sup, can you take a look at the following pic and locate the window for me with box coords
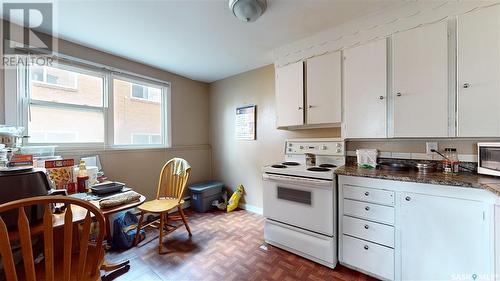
[28,64,105,143]
[131,134,162,145]
[131,84,161,103]
[113,78,164,145]
[16,58,170,149]
[31,66,78,89]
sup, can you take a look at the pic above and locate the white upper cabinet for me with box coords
[275,61,304,127]
[306,52,341,125]
[343,39,387,138]
[400,192,493,280]
[393,21,450,137]
[457,5,500,137]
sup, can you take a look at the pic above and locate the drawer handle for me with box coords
[364,191,369,196]
[365,206,370,211]
[364,245,369,250]
[364,224,369,230]
[405,196,411,201]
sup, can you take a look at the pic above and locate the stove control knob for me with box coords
[321,145,328,150]
[336,148,342,153]
[299,145,304,150]
[336,143,342,148]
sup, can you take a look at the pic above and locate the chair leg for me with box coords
[158,212,165,254]
[134,211,144,246]
[178,207,192,236]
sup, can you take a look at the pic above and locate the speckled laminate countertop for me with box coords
[335,165,500,197]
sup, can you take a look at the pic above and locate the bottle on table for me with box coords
[77,160,89,193]
[443,148,459,174]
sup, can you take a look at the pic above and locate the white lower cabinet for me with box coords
[496,205,500,281]
[400,192,492,280]
[338,176,496,281]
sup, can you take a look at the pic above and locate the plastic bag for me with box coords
[227,185,244,213]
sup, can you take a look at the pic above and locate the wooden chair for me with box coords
[134,158,192,254]
[0,196,106,281]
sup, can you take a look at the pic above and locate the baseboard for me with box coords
[238,203,263,215]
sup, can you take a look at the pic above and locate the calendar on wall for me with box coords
[235,105,256,140]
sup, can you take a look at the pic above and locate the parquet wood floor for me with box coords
[105,209,378,281]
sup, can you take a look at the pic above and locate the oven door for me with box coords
[262,173,334,236]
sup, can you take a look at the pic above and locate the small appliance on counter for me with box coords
[477,142,500,177]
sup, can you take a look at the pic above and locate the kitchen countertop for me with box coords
[335,165,500,197]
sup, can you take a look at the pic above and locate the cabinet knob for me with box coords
[396,92,402,97]
[364,191,370,196]
[463,83,471,89]
[298,106,303,110]
[308,105,316,108]
[365,206,370,211]
[379,96,385,100]
[364,245,369,250]
[364,224,369,230]
[405,196,411,201]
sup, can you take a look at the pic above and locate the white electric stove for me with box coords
[262,138,345,268]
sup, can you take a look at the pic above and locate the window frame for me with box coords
[13,55,171,151]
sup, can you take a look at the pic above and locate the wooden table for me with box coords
[52,192,146,280]
[53,194,146,241]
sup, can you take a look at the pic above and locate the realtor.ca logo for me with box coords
[2,2,55,68]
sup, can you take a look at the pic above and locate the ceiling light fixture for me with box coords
[229,0,267,23]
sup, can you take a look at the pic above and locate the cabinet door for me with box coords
[496,205,500,281]
[306,52,341,125]
[275,62,304,127]
[400,193,493,280]
[393,21,449,137]
[344,39,387,138]
[458,5,500,137]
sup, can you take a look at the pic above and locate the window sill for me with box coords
[31,144,210,156]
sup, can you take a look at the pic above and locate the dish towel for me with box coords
[172,158,191,176]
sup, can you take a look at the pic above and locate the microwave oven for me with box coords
[477,143,500,177]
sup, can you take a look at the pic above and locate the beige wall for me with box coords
[1,29,212,200]
[209,65,340,209]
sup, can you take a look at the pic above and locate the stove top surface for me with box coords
[263,163,340,180]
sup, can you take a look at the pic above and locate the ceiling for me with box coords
[19,0,400,82]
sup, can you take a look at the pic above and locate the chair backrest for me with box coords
[156,158,191,202]
[0,196,105,281]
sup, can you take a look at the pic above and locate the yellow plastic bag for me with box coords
[227,185,244,213]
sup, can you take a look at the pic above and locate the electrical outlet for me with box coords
[426,142,438,155]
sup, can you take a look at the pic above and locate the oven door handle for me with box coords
[262,173,333,188]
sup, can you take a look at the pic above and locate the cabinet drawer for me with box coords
[343,185,395,206]
[343,216,394,248]
[342,235,394,280]
[343,199,395,225]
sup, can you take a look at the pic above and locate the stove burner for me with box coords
[271,164,287,168]
[282,162,300,166]
[307,167,331,172]
[319,164,337,168]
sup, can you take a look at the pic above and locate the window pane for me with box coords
[30,65,103,107]
[113,79,163,145]
[28,105,104,143]
[131,84,145,99]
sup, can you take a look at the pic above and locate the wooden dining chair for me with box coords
[0,196,106,281]
[134,158,192,254]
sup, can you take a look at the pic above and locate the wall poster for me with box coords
[235,105,256,140]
